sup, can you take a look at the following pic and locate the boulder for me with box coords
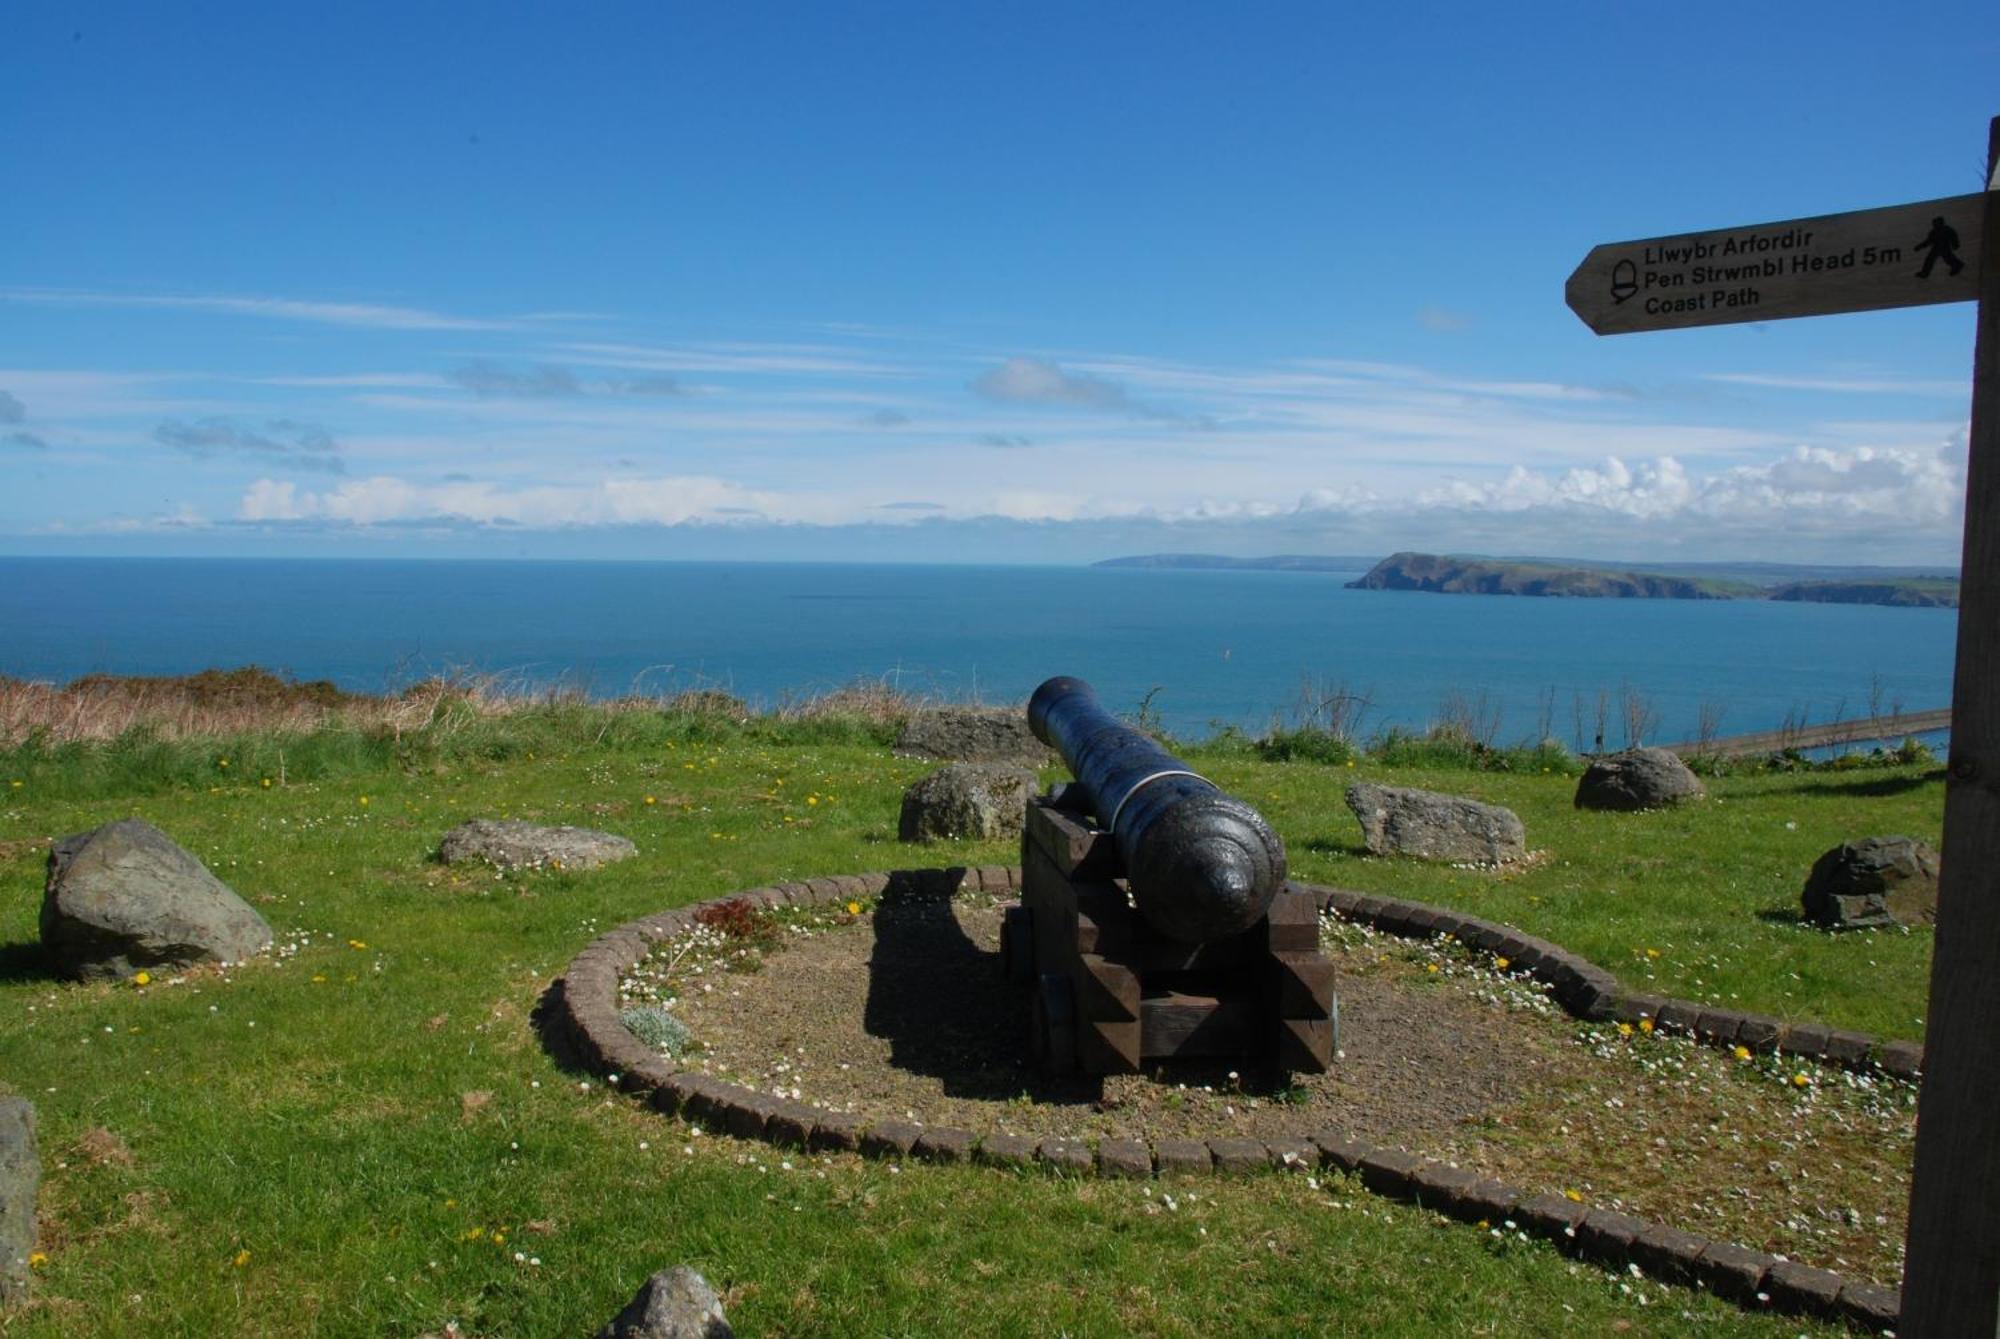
[1345,782,1525,865]
[898,764,1038,843]
[894,707,1051,764]
[1802,835,1940,929]
[596,1265,733,1339]
[0,1098,34,1307]
[42,820,273,981]
[1574,747,1706,811]
[437,819,637,872]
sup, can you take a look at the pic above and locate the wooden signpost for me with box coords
[1568,120,1997,1337]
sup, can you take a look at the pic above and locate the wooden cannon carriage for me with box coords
[1000,677,1338,1078]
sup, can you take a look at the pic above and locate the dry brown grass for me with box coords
[0,666,939,747]
[775,676,928,726]
[1,667,537,746]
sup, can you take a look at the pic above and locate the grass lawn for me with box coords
[0,708,1940,1335]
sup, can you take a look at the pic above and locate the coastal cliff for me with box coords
[1768,580,1959,609]
[1345,552,1740,599]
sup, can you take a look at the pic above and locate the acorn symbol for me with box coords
[1610,259,1638,305]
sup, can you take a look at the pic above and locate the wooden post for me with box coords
[1901,116,2000,1337]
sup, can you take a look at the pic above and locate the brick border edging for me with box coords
[1313,884,1924,1082]
[552,869,1901,1332]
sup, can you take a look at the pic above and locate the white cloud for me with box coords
[1369,440,1965,538]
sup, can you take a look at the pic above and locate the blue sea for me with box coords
[0,557,1959,748]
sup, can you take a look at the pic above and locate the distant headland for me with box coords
[1094,551,1958,608]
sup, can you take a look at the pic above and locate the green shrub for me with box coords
[1254,726,1359,766]
[620,1006,692,1057]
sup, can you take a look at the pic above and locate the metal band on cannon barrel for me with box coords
[1027,675,1286,943]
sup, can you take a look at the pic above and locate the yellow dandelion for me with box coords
[1733,1045,1752,1061]
[1493,956,1510,972]
[1563,1188,1583,1203]
[217,758,230,770]
[133,970,151,987]
[845,900,862,916]
[29,1251,48,1269]
[1617,1022,1634,1038]
[1792,1073,1811,1088]
[8,779,21,789]
[1425,963,1441,975]
[311,974,326,983]
[233,1248,251,1267]
[1644,948,1661,959]
[348,939,368,950]
[1639,1018,1655,1034]
[465,1226,485,1241]
[807,795,819,806]
[260,777,272,788]
[644,795,657,806]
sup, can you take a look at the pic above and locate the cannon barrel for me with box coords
[1027,675,1286,943]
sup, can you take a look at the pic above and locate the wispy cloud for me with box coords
[249,373,455,390]
[559,340,901,376]
[972,356,1214,427]
[157,417,345,473]
[1704,372,1968,396]
[609,372,685,397]
[973,357,1132,411]
[448,361,582,398]
[238,473,782,526]
[1417,306,1473,332]
[976,432,1033,449]
[0,388,46,447]
[2,289,518,331]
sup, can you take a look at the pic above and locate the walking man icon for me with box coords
[1914,216,1964,278]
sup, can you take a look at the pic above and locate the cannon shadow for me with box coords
[862,880,1103,1105]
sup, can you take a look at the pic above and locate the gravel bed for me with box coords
[620,889,1914,1283]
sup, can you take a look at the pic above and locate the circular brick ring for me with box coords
[553,865,1908,1331]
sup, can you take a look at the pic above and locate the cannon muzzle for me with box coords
[1027,675,1285,942]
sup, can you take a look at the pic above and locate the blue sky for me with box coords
[3,2,1992,565]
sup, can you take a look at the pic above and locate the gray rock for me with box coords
[42,820,273,982]
[0,1098,34,1307]
[1345,782,1525,865]
[1574,747,1706,811]
[437,819,637,872]
[597,1265,733,1339]
[1802,835,1940,929]
[898,764,1038,842]
[894,707,1051,764]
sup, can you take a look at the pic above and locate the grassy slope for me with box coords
[0,718,1940,1336]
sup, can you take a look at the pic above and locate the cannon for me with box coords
[1005,676,1337,1078]
[1028,674,1286,943]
